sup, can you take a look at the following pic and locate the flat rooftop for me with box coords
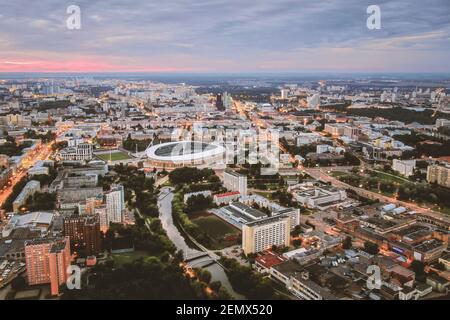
[413,239,445,253]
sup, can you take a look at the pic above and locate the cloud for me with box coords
[0,0,448,72]
[3,61,35,65]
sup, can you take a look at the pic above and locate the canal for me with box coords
[158,187,245,299]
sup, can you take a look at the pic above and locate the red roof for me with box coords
[214,191,240,198]
[255,252,285,269]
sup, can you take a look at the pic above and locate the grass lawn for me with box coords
[96,151,131,162]
[253,191,273,199]
[192,214,240,249]
[369,170,411,184]
[330,171,349,178]
[112,250,151,266]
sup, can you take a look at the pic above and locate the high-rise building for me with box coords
[223,169,247,196]
[106,184,125,223]
[222,92,232,110]
[24,237,71,296]
[242,215,291,255]
[215,93,225,111]
[307,94,320,109]
[393,159,416,177]
[94,205,109,233]
[427,163,450,188]
[63,215,102,256]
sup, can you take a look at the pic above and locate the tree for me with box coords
[291,225,302,237]
[169,167,214,185]
[210,281,222,293]
[198,269,212,284]
[292,239,302,248]
[185,195,213,213]
[363,241,379,255]
[410,260,426,282]
[11,276,27,290]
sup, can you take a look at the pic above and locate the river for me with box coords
[158,187,245,299]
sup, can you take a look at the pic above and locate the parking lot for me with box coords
[0,260,26,288]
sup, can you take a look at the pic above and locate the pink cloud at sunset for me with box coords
[0,58,188,73]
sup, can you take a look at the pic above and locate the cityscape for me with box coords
[0,0,449,305]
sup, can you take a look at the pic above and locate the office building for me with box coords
[291,185,347,209]
[59,143,93,161]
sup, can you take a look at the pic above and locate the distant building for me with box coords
[215,93,224,111]
[1,211,54,238]
[281,89,289,99]
[307,94,320,109]
[12,180,40,212]
[59,143,93,161]
[393,159,416,177]
[291,185,347,209]
[242,215,290,255]
[427,163,450,188]
[24,237,71,296]
[0,168,12,190]
[316,144,331,154]
[183,190,212,203]
[223,169,247,196]
[324,123,345,136]
[213,191,241,205]
[435,118,450,128]
[343,126,362,140]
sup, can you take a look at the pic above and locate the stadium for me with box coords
[145,140,226,168]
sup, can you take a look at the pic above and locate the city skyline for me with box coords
[0,0,450,73]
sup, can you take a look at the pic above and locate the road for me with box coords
[154,175,169,187]
[0,140,55,208]
[304,167,450,224]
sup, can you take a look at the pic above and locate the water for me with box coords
[158,187,245,299]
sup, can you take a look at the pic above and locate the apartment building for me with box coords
[427,163,450,188]
[223,169,247,196]
[106,184,125,223]
[242,215,290,255]
[24,237,71,296]
[393,159,416,177]
[63,215,102,256]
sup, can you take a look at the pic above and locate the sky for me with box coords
[0,0,449,73]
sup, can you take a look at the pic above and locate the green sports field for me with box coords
[192,215,241,249]
[96,151,132,162]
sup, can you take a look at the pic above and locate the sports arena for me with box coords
[145,140,226,168]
